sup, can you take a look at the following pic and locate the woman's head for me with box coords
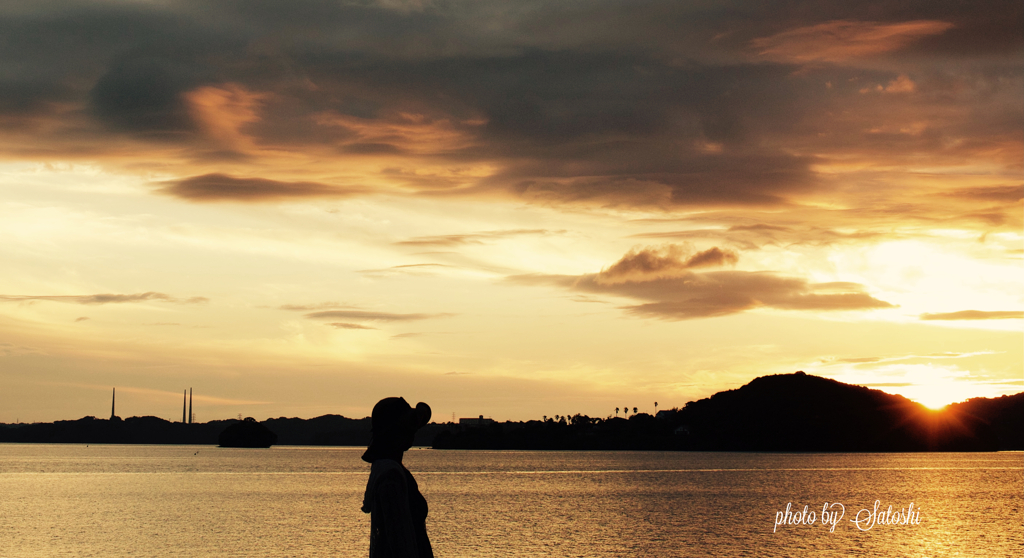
[362,397,431,463]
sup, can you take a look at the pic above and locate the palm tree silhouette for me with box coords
[633,407,638,415]
[615,407,619,417]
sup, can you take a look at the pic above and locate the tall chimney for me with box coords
[188,388,193,424]
[110,387,116,420]
[182,390,187,423]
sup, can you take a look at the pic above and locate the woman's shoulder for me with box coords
[363,459,407,512]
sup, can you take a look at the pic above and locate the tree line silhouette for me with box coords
[434,373,1022,452]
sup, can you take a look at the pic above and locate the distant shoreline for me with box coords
[3,373,1021,451]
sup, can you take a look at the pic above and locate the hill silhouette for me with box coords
[433,372,1021,451]
[947,393,1023,450]
[0,413,443,446]
[670,372,1002,451]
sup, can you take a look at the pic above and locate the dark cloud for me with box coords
[907,2,1024,56]
[158,174,364,202]
[681,247,738,269]
[0,0,1018,212]
[0,80,77,126]
[89,59,198,137]
[596,244,737,284]
[305,310,453,322]
[920,310,1023,320]
[0,292,208,305]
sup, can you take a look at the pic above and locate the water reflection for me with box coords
[0,445,1020,557]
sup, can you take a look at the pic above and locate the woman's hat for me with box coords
[371,397,431,433]
[362,397,431,462]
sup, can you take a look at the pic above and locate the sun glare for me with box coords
[824,364,1016,410]
[891,377,1015,410]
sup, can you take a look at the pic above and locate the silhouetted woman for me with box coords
[361,397,434,558]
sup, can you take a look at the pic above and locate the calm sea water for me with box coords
[0,445,1020,557]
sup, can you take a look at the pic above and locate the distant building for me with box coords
[459,415,495,427]
[655,410,676,420]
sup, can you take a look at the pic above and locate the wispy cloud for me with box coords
[631,224,895,250]
[278,302,355,311]
[750,20,955,63]
[0,342,45,357]
[0,292,208,305]
[305,310,454,322]
[327,322,378,330]
[396,229,559,247]
[920,310,1023,320]
[818,351,998,365]
[357,263,455,278]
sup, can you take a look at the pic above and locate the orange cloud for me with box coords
[314,111,484,155]
[185,84,267,152]
[751,20,955,63]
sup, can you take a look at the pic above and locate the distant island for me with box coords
[218,417,278,448]
[1,372,1020,451]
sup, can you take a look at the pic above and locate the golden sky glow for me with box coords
[0,0,1021,422]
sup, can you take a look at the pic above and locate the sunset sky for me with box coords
[1,0,1021,423]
